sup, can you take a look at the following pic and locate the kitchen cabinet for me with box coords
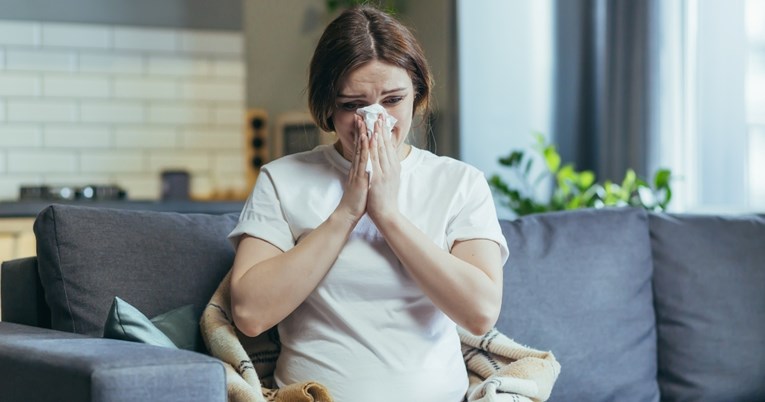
[0,217,36,264]
[0,217,36,321]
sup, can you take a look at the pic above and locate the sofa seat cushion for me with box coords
[650,213,765,401]
[34,204,238,337]
[497,208,659,402]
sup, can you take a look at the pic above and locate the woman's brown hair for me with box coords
[308,5,433,132]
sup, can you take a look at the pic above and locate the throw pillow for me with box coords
[151,303,205,352]
[103,297,204,352]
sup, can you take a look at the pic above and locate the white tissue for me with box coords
[356,104,397,182]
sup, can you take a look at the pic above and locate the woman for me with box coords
[229,5,509,401]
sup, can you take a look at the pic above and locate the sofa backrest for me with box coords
[33,204,239,336]
[497,207,660,402]
[649,212,765,401]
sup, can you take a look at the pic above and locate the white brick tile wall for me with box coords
[212,59,246,78]
[80,151,144,173]
[148,103,210,124]
[79,53,144,74]
[7,100,77,122]
[181,128,241,149]
[113,27,177,52]
[42,174,112,185]
[43,74,110,98]
[0,20,247,201]
[213,106,245,126]
[8,151,77,173]
[0,125,42,147]
[0,175,43,199]
[190,175,213,199]
[0,20,40,46]
[148,152,210,173]
[0,73,40,96]
[112,175,160,199]
[80,101,144,123]
[179,81,244,102]
[114,127,177,148]
[147,55,210,77]
[113,77,177,100]
[6,49,75,72]
[44,125,111,148]
[212,173,248,195]
[213,151,246,173]
[42,23,110,49]
[178,31,243,55]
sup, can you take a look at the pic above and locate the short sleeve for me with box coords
[446,174,509,264]
[228,169,295,252]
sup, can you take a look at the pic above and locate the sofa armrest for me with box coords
[0,322,227,402]
[1,257,50,327]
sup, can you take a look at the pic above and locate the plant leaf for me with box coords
[543,145,561,173]
[578,170,595,189]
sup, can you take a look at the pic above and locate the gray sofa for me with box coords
[1,204,763,401]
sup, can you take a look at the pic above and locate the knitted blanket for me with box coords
[200,271,560,402]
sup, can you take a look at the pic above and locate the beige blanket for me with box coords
[200,271,560,402]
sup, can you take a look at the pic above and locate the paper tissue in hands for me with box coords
[356,104,397,182]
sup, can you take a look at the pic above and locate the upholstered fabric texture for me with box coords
[103,296,204,352]
[650,213,765,401]
[498,208,659,402]
[103,296,179,349]
[34,204,238,336]
[0,321,226,402]
[150,302,205,352]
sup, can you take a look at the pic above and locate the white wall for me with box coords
[695,0,748,210]
[243,0,326,158]
[400,0,458,156]
[0,0,242,30]
[0,20,247,200]
[651,0,752,213]
[457,0,553,218]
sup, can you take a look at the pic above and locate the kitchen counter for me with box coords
[0,200,245,218]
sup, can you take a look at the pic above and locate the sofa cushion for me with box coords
[103,296,204,352]
[34,204,238,337]
[498,208,659,402]
[150,303,205,352]
[650,213,765,401]
[103,297,179,349]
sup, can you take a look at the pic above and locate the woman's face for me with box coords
[331,60,415,160]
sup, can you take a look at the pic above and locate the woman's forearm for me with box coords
[230,211,357,337]
[375,212,503,335]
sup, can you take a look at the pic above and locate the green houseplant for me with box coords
[326,0,399,13]
[489,134,672,217]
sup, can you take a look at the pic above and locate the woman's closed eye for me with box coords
[340,102,366,111]
[383,96,404,106]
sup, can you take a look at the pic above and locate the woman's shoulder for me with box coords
[414,148,485,178]
[261,145,333,173]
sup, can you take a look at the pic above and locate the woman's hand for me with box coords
[367,115,402,225]
[335,115,370,224]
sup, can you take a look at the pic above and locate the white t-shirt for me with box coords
[229,144,509,402]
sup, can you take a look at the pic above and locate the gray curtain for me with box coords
[553,0,653,182]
